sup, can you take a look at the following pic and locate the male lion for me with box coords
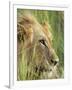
[17,13,60,80]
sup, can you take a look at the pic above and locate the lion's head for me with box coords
[17,13,60,80]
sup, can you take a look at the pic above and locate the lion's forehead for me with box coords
[32,23,48,40]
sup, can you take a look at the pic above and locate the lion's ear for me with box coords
[17,20,33,48]
[42,21,53,41]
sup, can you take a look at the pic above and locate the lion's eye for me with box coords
[39,39,47,47]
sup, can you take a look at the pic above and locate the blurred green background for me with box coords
[17,9,64,80]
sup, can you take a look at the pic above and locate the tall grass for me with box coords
[17,9,64,80]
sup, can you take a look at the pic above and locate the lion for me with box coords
[17,13,60,80]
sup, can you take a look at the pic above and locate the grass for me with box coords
[17,9,64,80]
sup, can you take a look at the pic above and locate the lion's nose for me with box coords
[51,58,59,66]
[49,49,59,66]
